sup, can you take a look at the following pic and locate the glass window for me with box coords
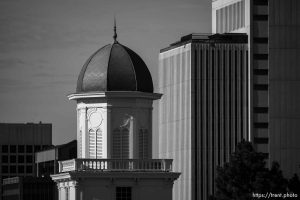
[112,128,129,159]
[26,165,33,174]
[18,165,25,173]
[10,145,16,153]
[2,145,8,153]
[26,145,33,153]
[18,155,25,163]
[18,145,25,153]
[26,155,33,163]
[10,155,16,163]
[10,165,16,173]
[2,166,8,173]
[2,155,8,163]
[34,145,41,152]
[139,129,149,159]
[116,187,131,200]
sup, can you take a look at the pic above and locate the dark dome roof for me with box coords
[76,42,154,93]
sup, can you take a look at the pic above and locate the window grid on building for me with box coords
[116,187,131,200]
[0,144,45,178]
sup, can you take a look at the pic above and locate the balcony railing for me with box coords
[58,159,173,173]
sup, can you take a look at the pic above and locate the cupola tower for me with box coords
[68,24,161,159]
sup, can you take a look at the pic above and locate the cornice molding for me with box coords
[68,91,162,101]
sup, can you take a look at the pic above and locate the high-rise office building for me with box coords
[1,140,77,200]
[0,122,52,200]
[212,0,300,178]
[158,33,248,200]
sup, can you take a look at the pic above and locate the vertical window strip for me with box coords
[139,129,149,159]
[240,50,244,140]
[246,50,249,140]
[223,49,226,162]
[206,47,209,197]
[200,47,204,200]
[234,49,238,147]
[193,47,198,200]
[112,128,129,159]
[217,48,221,166]
[228,48,232,154]
[211,48,215,194]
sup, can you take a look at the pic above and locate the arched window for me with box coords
[96,129,103,158]
[139,129,149,159]
[89,129,96,158]
[88,128,103,158]
[112,128,129,159]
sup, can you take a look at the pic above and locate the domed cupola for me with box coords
[68,20,161,160]
[76,22,153,93]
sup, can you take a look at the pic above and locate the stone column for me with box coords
[58,185,66,200]
[69,181,78,200]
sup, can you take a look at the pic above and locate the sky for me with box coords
[0,0,211,146]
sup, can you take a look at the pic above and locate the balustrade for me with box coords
[59,159,173,173]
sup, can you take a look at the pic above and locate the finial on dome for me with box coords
[113,16,118,43]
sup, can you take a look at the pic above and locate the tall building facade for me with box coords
[212,0,300,178]
[0,123,52,200]
[158,33,248,200]
[51,28,180,200]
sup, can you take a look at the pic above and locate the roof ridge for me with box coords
[106,43,115,90]
[120,44,138,91]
